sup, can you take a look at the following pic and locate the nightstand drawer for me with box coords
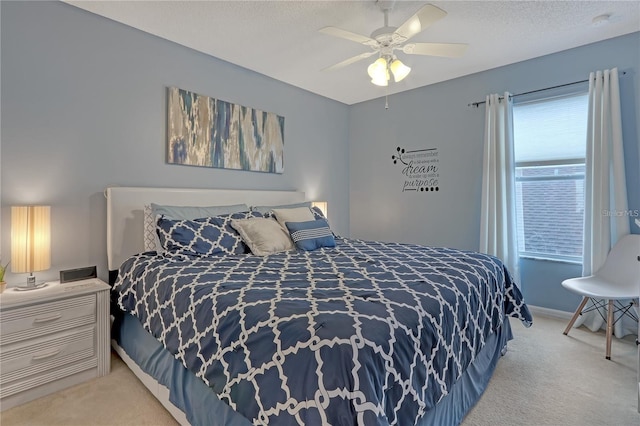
[0,325,96,394]
[0,294,95,345]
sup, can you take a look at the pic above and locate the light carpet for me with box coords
[1,314,638,425]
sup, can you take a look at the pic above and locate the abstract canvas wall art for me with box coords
[167,87,284,173]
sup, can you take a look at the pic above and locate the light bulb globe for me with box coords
[390,59,411,82]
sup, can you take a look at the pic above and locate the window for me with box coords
[513,92,589,262]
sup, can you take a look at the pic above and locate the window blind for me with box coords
[513,93,589,164]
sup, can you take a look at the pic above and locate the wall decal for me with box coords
[167,87,284,173]
[391,146,439,193]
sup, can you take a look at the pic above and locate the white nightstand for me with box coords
[0,278,110,410]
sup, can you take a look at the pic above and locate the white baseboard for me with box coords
[527,305,573,320]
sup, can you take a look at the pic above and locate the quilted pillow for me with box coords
[145,203,250,253]
[157,211,261,256]
[285,219,336,251]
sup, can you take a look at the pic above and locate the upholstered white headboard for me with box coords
[105,186,305,271]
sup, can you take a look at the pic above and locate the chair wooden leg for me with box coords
[563,297,590,335]
[605,299,614,360]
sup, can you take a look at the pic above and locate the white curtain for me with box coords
[480,93,520,283]
[575,67,633,337]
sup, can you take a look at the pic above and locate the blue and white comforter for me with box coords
[114,238,532,425]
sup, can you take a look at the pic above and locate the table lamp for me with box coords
[11,205,51,290]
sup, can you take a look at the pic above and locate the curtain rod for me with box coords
[467,70,627,108]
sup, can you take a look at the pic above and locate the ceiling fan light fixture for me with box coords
[367,57,388,79]
[320,3,466,92]
[390,59,411,82]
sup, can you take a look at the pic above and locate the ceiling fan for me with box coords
[320,1,467,86]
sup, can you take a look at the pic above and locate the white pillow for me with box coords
[230,218,294,256]
[271,207,315,230]
[251,201,311,215]
[151,203,249,220]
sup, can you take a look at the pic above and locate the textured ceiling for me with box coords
[64,1,640,105]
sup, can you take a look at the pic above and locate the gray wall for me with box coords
[349,32,640,312]
[0,1,350,283]
[2,1,638,314]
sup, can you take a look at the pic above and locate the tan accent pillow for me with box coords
[230,218,294,256]
[271,207,315,230]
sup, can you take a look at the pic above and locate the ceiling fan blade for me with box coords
[323,51,376,72]
[402,42,468,58]
[394,4,447,41]
[319,27,377,47]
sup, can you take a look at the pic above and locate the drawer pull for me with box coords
[31,348,63,361]
[33,313,63,324]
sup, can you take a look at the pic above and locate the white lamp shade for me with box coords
[370,61,390,86]
[390,59,411,82]
[367,57,387,80]
[11,206,51,274]
[367,62,377,79]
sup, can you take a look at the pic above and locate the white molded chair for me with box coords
[561,234,640,359]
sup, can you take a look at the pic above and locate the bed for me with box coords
[106,186,532,426]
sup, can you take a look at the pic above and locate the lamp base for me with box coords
[14,281,49,292]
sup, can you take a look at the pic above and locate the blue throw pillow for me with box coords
[285,219,335,251]
[309,206,340,238]
[157,211,261,256]
[310,206,326,220]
